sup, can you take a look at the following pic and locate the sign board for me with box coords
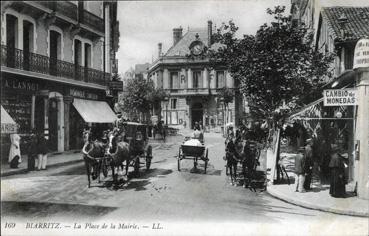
[323,89,357,106]
[353,39,369,69]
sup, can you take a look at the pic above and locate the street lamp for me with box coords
[163,96,170,126]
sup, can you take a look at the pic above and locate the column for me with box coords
[57,96,64,152]
[210,70,216,89]
[43,97,49,140]
[63,96,73,151]
[187,68,193,89]
[203,68,209,88]
[163,68,169,89]
[355,68,369,200]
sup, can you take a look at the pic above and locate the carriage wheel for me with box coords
[204,148,208,174]
[102,158,108,178]
[177,147,182,171]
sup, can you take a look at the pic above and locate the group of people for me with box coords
[294,139,347,198]
[8,129,49,171]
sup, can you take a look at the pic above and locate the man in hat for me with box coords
[304,139,314,190]
[329,144,346,198]
[294,147,306,192]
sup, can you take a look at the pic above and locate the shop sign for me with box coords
[70,88,98,100]
[3,79,39,91]
[323,89,357,106]
[353,39,369,69]
[1,123,17,134]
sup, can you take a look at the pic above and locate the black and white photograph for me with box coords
[1,0,369,235]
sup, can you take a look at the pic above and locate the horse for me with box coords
[153,122,166,141]
[241,141,260,190]
[82,139,107,188]
[225,137,240,186]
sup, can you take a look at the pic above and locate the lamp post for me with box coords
[163,96,170,126]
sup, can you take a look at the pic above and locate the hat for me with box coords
[306,138,313,143]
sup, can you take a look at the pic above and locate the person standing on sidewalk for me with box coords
[27,130,38,171]
[329,144,346,198]
[294,147,306,192]
[36,131,48,171]
[9,133,21,168]
[304,139,314,190]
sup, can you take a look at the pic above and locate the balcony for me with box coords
[167,88,210,96]
[1,45,108,87]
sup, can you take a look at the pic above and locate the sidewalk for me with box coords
[1,150,83,177]
[1,136,181,177]
[266,150,369,217]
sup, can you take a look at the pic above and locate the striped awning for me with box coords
[1,106,18,133]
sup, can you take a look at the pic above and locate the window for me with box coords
[193,71,202,88]
[170,72,179,89]
[216,71,225,88]
[170,98,177,109]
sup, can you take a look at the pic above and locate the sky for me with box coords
[116,0,290,74]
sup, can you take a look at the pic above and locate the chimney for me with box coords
[208,20,212,47]
[173,27,183,46]
[158,43,162,58]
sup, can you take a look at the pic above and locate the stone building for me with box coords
[1,1,120,160]
[148,21,240,131]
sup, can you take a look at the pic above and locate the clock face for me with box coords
[191,42,203,55]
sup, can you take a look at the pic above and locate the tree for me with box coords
[146,85,169,120]
[121,77,152,121]
[218,87,234,125]
[209,6,334,122]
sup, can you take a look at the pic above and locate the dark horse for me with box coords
[82,140,107,188]
[225,137,240,185]
[153,122,166,141]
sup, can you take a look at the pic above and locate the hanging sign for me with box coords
[323,89,357,106]
[353,39,369,69]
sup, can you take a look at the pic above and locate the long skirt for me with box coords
[329,167,346,198]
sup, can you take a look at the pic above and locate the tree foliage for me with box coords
[209,6,334,120]
[217,87,234,108]
[121,78,168,118]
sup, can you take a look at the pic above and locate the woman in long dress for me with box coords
[9,133,21,168]
[329,145,346,198]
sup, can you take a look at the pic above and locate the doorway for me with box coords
[48,98,58,152]
[49,30,61,76]
[191,102,203,129]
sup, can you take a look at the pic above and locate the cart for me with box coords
[178,140,208,173]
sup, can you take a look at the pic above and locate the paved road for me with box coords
[1,133,368,236]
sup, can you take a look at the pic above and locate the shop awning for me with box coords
[72,98,117,123]
[1,106,18,133]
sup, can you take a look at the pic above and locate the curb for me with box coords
[266,185,369,217]
[1,159,84,177]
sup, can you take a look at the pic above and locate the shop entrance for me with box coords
[48,98,58,152]
[191,102,203,129]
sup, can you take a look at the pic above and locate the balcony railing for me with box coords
[81,10,104,33]
[1,45,108,86]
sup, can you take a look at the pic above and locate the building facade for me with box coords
[290,1,369,188]
[148,21,240,131]
[1,1,120,160]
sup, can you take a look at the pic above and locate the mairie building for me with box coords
[148,21,242,131]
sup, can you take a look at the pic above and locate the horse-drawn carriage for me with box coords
[83,122,153,188]
[177,133,208,173]
[224,136,266,190]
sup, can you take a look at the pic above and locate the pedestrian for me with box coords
[27,129,38,171]
[9,133,21,168]
[294,147,306,192]
[329,144,346,198]
[36,131,48,171]
[304,138,314,190]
